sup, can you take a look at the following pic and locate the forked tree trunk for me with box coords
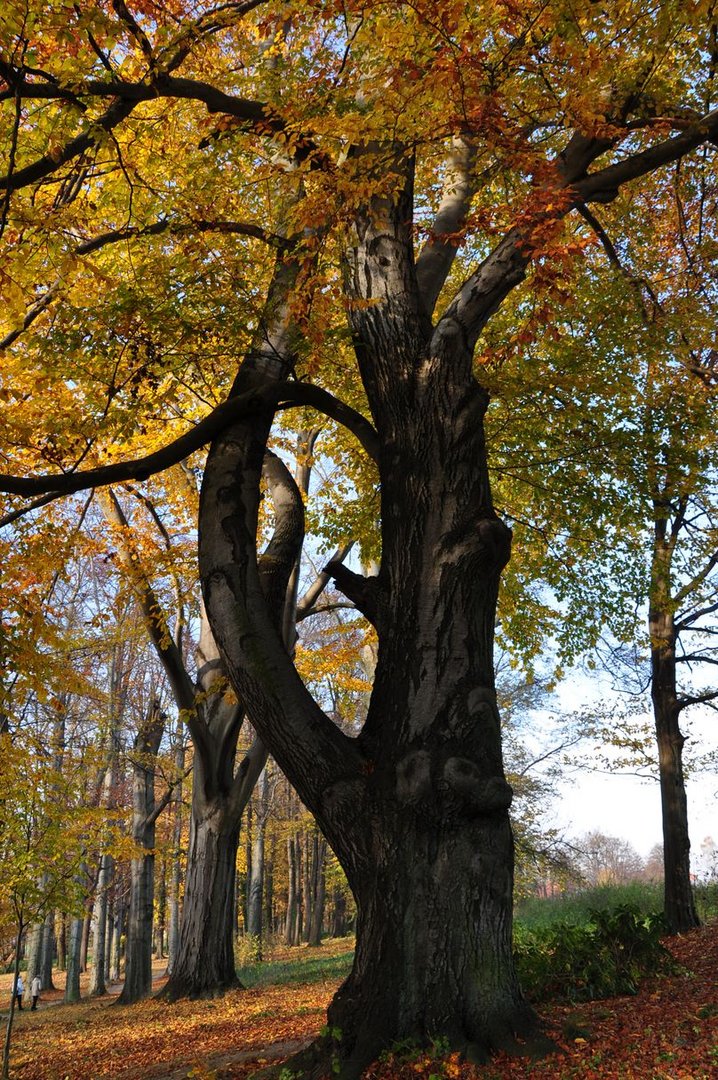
[198,162,548,1074]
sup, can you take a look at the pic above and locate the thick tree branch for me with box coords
[0,96,136,194]
[437,110,718,354]
[0,74,332,192]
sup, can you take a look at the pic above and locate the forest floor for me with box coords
[2,925,717,1080]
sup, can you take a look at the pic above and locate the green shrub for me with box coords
[514,903,673,1004]
[515,882,664,931]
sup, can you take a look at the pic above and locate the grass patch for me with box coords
[237,942,354,989]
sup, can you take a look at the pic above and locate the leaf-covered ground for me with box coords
[5,926,717,1079]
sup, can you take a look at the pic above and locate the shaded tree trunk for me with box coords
[109,899,124,983]
[40,909,55,990]
[307,833,327,947]
[285,835,298,946]
[56,912,66,972]
[161,790,242,1000]
[79,910,91,974]
[166,715,185,974]
[330,887,347,938]
[246,766,270,954]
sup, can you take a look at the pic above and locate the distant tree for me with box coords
[576,831,645,888]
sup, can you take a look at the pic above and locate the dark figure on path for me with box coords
[12,974,23,1010]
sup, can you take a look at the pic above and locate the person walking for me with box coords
[30,975,41,1011]
[12,974,23,1011]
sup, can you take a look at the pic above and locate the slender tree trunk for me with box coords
[89,853,112,995]
[56,911,66,972]
[23,922,43,1007]
[155,857,167,958]
[246,767,269,953]
[307,834,327,947]
[2,924,24,1080]
[264,838,275,938]
[649,571,699,933]
[109,899,124,983]
[104,900,113,983]
[166,716,185,974]
[302,832,312,944]
[285,835,297,946]
[119,704,164,1004]
[64,916,83,1003]
[79,910,90,973]
[40,909,55,990]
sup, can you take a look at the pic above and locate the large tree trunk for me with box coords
[649,569,699,933]
[197,161,547,1074]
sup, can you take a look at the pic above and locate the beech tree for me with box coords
[1,1,717,1072]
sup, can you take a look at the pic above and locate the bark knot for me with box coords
[443,757,513,815]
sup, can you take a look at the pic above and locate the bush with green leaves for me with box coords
[514,903,674,1003]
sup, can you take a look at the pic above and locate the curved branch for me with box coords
[0,96,136,195]
[0,380,378,502]
[1,73,332,194]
